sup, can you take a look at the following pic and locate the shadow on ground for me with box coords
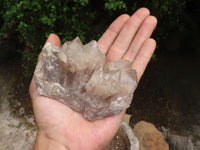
[128,52,200,138]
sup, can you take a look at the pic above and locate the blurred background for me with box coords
[0,0,200,148]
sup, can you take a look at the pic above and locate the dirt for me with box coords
[128,52,200,147]
[104,129,130,150]
[0,60,36,150]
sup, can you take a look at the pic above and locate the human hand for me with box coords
[30,8,157,150]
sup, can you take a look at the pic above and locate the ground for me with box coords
[0,60,36,150]
[128,52,200,148]
[0,51,200,149]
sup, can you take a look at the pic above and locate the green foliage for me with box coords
[0,0,191,77]
[151,54,157,62]
[105,0,127,11]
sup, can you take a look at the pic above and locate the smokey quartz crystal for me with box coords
[34,37,138,121]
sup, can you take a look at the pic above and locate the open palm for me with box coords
[30,8,157,150]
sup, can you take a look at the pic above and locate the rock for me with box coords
[104,122,139,150]
[120,122,139,150]
[133,121,169,150]
[166,135,194,150]
[34,37,138,121]
[122,114,132,124]
[161,127,195,150]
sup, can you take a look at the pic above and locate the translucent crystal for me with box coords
[34,37,138,121]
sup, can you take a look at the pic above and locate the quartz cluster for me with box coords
[34,37,138,121]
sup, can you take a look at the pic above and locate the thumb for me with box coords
[38,33,61,61]
[45,33,61,47]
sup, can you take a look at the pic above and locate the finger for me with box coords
[106,8,150,62]
[123,16,157,61]
[98,14,130,54]
[45,33,61,47]
[132,38,156,81]
[38,33,61,61]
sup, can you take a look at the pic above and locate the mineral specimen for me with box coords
[34,37,138,121]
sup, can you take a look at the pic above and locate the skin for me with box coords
[30,8,157,150]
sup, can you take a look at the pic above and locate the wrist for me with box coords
[34,130,69,150]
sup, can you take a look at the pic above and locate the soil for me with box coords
[0,60,36,150]
[128,52,200,146]
[104,129,130,150]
